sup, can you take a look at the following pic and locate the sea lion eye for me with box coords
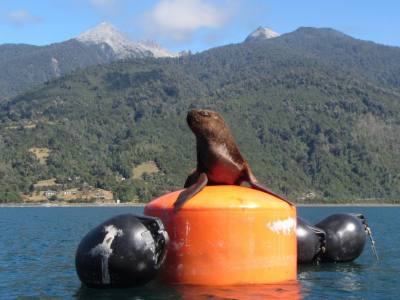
[199,111,210,117]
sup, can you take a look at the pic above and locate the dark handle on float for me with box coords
[137,215,170,268]
[154,220,170,269]
[309,224,327,256]
[352,214,379,262]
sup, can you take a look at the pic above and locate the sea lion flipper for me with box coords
[184,169,201,188]
[243,165,295,206]
[250,181,295,206]
[173,172,208,212]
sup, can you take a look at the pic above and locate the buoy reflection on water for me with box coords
[175,281,301,300]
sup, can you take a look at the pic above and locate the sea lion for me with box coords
[173,109,294,211]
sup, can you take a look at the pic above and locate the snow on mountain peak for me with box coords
[77,22,121,42]
[245,27,280,42]
[76,22,130,52]
[139,40,177,58]
[75,22,175,58]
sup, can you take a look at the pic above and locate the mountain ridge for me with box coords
[75,22,175,58]
[0,22,174,100]
[245,26,280,42]
[1,26,400,203]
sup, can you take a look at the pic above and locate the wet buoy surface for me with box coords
[144,185,297,285]
[75,214,169,288]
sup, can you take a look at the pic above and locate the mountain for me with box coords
[0,22,174,100]
[1,27,400,203]
[245,26,279,42]
[75,22,175,59]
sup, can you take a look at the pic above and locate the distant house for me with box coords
[94,192,105,199]
[63,190,76,196]
[44,190,57,197]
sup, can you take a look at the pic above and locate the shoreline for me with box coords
[1,202,400,208]
[296,203,400,207]
[0,202,146,208]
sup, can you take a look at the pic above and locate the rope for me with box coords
[354,213,379,262]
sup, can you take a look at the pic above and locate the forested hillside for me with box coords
[0,40,119,101]
[0,22,173,101]
[1,27,400,203]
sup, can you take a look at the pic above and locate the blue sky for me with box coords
[1,0,399,53]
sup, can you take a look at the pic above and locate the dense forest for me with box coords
[0,40,123,101]
[1,27,400,203]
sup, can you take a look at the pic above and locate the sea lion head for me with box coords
[187,109,229,140]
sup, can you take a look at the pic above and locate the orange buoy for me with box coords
[144,185,297,285]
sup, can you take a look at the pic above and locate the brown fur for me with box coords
[173,109,293,211]
[185,109,252,186]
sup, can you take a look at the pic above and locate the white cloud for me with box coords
[90,0,116,9]
[143,0,231,41]
[6,10,41,26]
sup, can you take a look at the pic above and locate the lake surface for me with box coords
[0,206,397,299]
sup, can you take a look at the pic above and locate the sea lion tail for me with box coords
[250,182,295,206]
[243,165,295,206]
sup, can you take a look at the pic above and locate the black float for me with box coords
[75,214,169,288]
[296,217,325,264]
[316,213,366,262]
[297,213,378,264]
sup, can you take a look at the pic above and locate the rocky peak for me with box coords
[75,22,175,58]
[245,27,280,42]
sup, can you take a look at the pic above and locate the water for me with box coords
[0,206,398,299]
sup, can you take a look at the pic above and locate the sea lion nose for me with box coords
[187,109,198,116]
[187,110,195,119]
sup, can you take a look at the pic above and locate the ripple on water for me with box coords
[0,206,399,299]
